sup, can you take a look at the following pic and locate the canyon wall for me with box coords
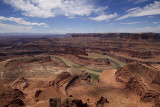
[71,33,160,40]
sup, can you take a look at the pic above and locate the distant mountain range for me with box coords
[0,33,66,37]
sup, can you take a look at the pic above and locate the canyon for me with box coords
[0,33,160,107]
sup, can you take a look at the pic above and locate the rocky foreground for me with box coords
[0,62,160,107]
[116,63,160,106]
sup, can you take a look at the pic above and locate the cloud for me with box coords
[3,0,96,18]
[90,13,118,21]
[128,0,151,4]
[0,23,35,33]
[126,7,140,12]
[3,0,114,20]
[118,26,160,33]
[94,6,108,13]
[152,22,158,24]
[116,1,160,20]
[0,16,47,27]
[120,21,147,24]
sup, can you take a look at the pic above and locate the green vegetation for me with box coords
[51,56,70,67]
[108,59,121,69]
[51,54,125,78]
[72,65,82,68]
[50,54,125,82]
[85,67,103,73]
[53,56,79,68]
[51,55,101,75]
[89,73,99,80]
[105,55,126,68]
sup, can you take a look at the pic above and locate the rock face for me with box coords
[8,99,24,107]
[55,72,91,95]
[9,77,29,91]
[63,47,88,56]
[49,97,88,107]
[78,55,110,66]
[105,53,156,64]
[96,96,109,107]
[71,33,160,40]
[35,90,42,98]
[55,72,73,95]
[0,88,25,107]
[115,62,160,106]
[106,48,154,59]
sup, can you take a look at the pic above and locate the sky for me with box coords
[0,0,160,34]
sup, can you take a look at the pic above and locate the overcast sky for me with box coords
[0,0,160,34]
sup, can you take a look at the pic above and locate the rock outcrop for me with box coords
[35,90,42,98]
[115,62,160,106]
[55,72,73,95]
[9,77,29,91]
[0,88,25,107]
[49,97,88,107]
[95,96,109,107]
[8,99,24,107]
[55,71,91,95]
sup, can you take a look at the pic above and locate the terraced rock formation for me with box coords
[55,71,91,95]
[115,62,160,106]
